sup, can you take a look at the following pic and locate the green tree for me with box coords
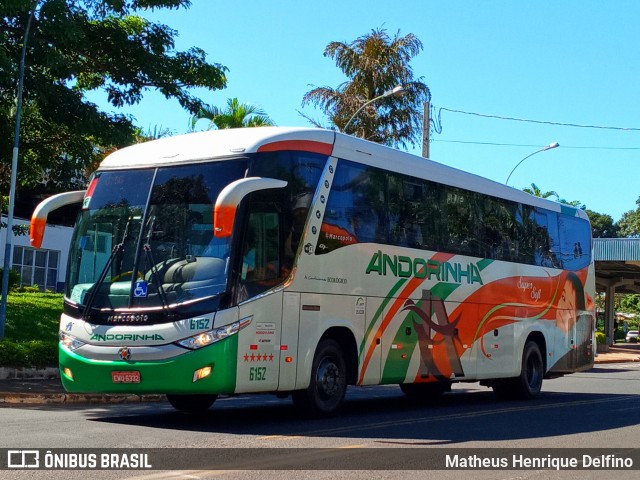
[1,195,28,236]
[617,197,640,238]
[619,294,640,317]
[301,28,430,149]
[586,209,618,238]
[191,98,275,130]
[1,0,227,194]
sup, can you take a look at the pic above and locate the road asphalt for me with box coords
[0,345,638,406]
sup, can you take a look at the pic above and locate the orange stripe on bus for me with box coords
[257,140,333,156]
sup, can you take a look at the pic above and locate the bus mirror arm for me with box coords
[213,177,287,238]
[30,190,86,248]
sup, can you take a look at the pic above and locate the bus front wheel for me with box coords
[292,339,347,416]
[166,394,217,413]
[492,341,544,400]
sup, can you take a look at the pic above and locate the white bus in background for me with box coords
[31,127,595,414]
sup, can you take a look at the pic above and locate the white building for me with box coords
[1,214,72,292]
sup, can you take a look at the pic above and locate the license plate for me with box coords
[112,371,141,383]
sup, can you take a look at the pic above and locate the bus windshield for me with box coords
[66,159,247,312]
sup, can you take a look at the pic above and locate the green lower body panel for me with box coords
[59,338,238,394]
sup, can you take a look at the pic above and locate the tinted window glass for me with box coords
[317,161,387,254]
[559,215,591,270]
[315,158,591,270]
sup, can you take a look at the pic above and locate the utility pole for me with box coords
[0,4,37,339]
[422,101,430,158]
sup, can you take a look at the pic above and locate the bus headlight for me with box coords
[59,331,85,351]
[177,316,252,350]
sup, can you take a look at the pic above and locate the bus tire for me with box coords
[166,394,217,413]
[292,339,347,416]
[492,341,544,400]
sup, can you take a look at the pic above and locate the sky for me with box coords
[88,0,640,222]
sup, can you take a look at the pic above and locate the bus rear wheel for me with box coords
[492,341,544,400]
[292,339,347,416]
[166,394,217,413]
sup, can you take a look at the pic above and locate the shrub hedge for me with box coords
[1,291,62,368]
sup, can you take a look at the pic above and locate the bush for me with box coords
[595,331,606,345]
[0,340,57,368]
[25,341,58,368]
[0,267,20,291]
[5,291,62,342]
[0,341,26,367]
[16,285,42,293]
[1,291,62,368]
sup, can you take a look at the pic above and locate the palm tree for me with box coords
[191,98,275,130]
[523,183,585,209]
[301,28,430,149]
[523,183,559,201]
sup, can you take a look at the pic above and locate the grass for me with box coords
[0,291,62,368]
[4,291,62,341]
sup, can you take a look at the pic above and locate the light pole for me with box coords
[342,85,405,134]
[0,4,37,339]
[505,141,560,185]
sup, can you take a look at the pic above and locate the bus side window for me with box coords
[558,215,591,271]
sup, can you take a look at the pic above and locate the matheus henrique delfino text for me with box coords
[446,453,634,470]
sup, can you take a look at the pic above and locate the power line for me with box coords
[433,139,640,150]
[438,107,640,132]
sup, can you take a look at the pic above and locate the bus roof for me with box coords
[99,127,335,169]
[332,131,588,220]
[99,126,587,220]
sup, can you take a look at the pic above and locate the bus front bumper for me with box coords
[58,339,238,395]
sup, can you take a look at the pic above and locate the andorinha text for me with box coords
[89,334,165,342]
[366,251,483,284]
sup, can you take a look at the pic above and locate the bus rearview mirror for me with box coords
[213,177,287,238]
[30,190,86,248]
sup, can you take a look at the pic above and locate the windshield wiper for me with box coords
[81,219,131,320]
[135,213,172,317]
[142,243,171,313]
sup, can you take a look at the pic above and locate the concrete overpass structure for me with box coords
[594,238,640,345]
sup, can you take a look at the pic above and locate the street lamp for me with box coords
[342,85,405,134]
[0,4,37,338]
[505,142,560,185]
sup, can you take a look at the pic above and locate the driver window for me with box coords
[239,212,282,298]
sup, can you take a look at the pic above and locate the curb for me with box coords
[0,366,59,380]
[594,357,640,364]
[0,393,166,405]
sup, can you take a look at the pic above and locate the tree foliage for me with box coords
[1,0,227,194]
[585,209,618,238]
[192,98,275,130]
[302,28,430,149]
[617,197,640,238]
[522,183,559,200]
[1,195,29,235]
[618,294,640,318]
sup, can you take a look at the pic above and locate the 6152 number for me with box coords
[249,367,266,381]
